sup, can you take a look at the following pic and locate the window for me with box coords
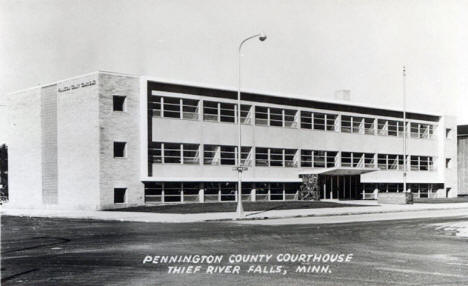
[204,145,219,165]
[220,146,236,165]
[314,113,325,130]
[410,123,419,138]
[164,143,181,163]
[301,150,312,167]
[284,109,297,128]
[270,148,283,166]
[183,144,199,164]
[314,150,326,167]
[378,154,387,169]
[203,101,218,121]
[240,147,252,166]
[113,142,127,158]
[113,96,126,111]
[364,153,375,168]
[327,151,337,167]
[284,149,297,167]
[240,105,252,124]
[269,108,283,127]
[182,99,199,120]
[326,114,337,131]
[163,97,181,118]
[352,117,363,133]
[388,121,398,136]
[341,152,352,167]
[149,96,161,117]
[114,188,126,203]
[353,153,363,167]
[149,142,162,163]
[364,118,375,135]
[300,111,312,129]
[410,156,419,171]
[378,120,388,136]
[256,147,269,166]
[341,116,352,133]
[255,106,268,125]
[220,102,235,123]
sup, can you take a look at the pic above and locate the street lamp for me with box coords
[402,66,407,194]
[236,32,267,218]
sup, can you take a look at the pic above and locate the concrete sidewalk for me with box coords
[1,202,468,223]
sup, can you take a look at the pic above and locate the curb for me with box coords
[207,206,468,222]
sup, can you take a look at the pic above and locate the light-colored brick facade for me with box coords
[1,71,459,210]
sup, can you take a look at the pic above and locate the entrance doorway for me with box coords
[320,175,362,200]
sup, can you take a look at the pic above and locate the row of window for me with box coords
[148,142,436,171]
[148,95,436,139]
[144,182,300,203]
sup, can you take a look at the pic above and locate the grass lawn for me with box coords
[414,197,468,204]
[109,201,365,214]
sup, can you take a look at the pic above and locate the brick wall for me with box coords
[98,73,143,209]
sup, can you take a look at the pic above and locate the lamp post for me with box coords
[402,66,407,194]
[236,32,267,218]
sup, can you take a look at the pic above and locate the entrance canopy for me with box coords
[299,167,379,176]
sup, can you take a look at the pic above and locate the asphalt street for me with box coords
[2,215,468,286]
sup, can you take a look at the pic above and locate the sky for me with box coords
[0,0,467,122]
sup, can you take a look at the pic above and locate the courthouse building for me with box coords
[2,71,458,210]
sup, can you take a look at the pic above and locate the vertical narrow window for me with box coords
[378,154,387,169]
[301,150,312,167]
[113,95,126,111]
[364,118,375,135]
[220,146,236,165]
[163,97,180,118]
[164,143,181,163]
[300,111,312,129]
[149,96,161,117]
[220,102,235,123]
[204,145,218,165]
[353,152,363,167]
[410,155,419,171]
[419,156,429,171]
[255,106,269,125]
[113,142,127,158]
[284,109,297,128]
[284,149,297,167]
[255,147,269,166]
[314,113,325,130]
[203,101,219,121]
[388,154,398,170]
[270,148,283,166]
[314,150,326,167]
[326,114,337,131]
[114,188,127,203]
[341,152,352,167]
[352,117,362,133]
[378,120,388,136]
[241,147,252,166]
[149,142,162,163]
[183,144,199,164]
[410,123,420,138]
[388,121,398,136]
[182,99,199,120]
[269,108,283,127]
[327,151,337,167]
[341,116,352,133]
[364,153,375,168]
[240,104,252,124]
